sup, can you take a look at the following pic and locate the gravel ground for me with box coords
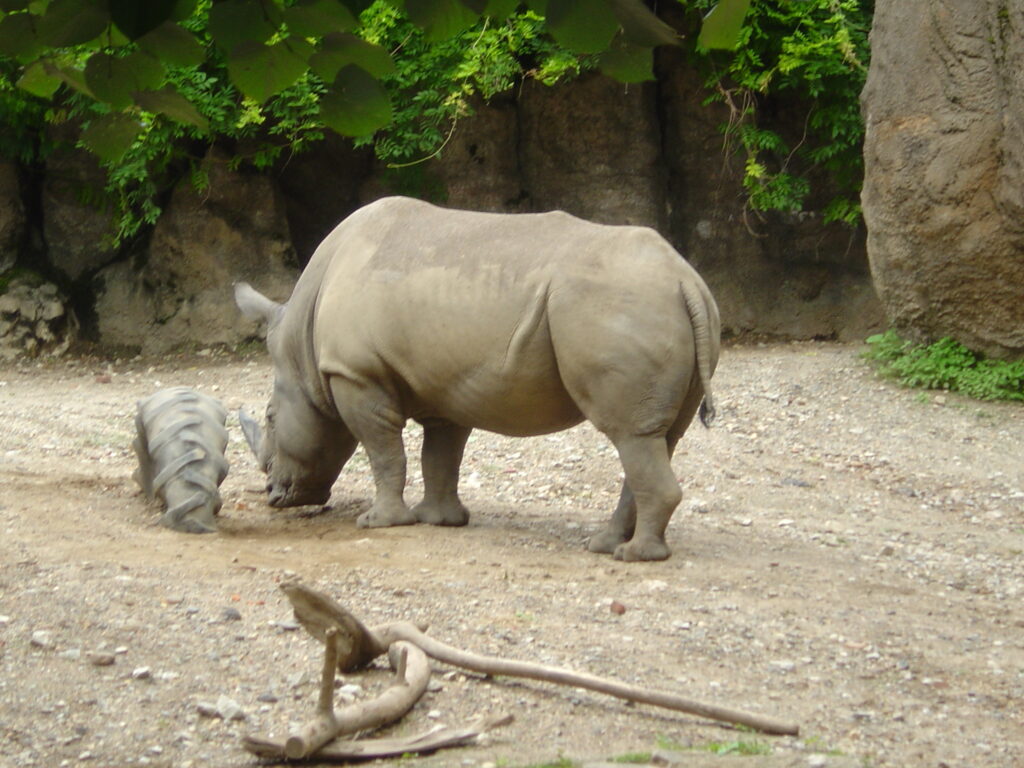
[0,341,1022,768]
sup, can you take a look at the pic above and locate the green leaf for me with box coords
[132,85,209,130]
[85,51,166,111]
[42,61,94,97]
[170,0,198,21]
[37,0,109,46]
[319,64,392,136]
[15,60,61,97]
[405,0,478,41]
[309,31,394,81]
[698,0,752,51]
[137,21,206,68]
[609,0,679,48]
[108,0,177,40]
[227,39,309,104]
[483,0,520,19]
[0,12,41,59]
[337,0,376,17]
[0,0,31,11]
[79,113,144,162]
[207,0,279,51]
[599,37,653,83]
[283,0,356,37]
[545,0,618,54]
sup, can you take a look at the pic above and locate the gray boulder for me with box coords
[0,275,77,360]
[861,0,1024,358]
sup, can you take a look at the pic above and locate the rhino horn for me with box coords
[234,282,284,325]
[238,408,263,463]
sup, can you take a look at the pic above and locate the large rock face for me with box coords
[861,0,1024,358]
[0,162,25,274]
[518,74,664,229]
[94,148,298,353]
[41,124,119,281]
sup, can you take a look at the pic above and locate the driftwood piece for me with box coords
[280,583,799,737]
[280,582,387,671]
[289,641,430,759]
[242,715,513,761]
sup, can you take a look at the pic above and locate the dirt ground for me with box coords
[0,341,1022,768]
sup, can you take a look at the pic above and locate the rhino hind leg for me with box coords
[587,480,636,554]
[412,420,472,526]
[606,435,681,562]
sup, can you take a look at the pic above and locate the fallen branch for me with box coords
[242,639,431,759]
[243,714,513,761]
[374,621,800,736]
[280,582,799,736]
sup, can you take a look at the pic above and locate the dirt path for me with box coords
[0,342,1021,767]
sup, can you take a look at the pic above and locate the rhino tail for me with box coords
[679,280,716,428]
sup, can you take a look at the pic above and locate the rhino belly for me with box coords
[424,369,584,437]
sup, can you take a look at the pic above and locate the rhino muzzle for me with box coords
[266,479,332,508]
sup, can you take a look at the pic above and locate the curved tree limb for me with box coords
[373,621,799,736]
[276,582,799,737]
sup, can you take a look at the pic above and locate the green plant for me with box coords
[698,739,772,755]
[864,331,1024,402]
[611,752,652,763]
[697,0,872,225]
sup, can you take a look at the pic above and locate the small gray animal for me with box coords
[236,196,719,561]
[133,387,229,533]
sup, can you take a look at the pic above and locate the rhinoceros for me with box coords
[236,196,719,561]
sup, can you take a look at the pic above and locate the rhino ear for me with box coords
[234,282,284,325]
[238,408,263,463]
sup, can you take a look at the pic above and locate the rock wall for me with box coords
[93,148,298,354]
[0,162,24,274]
[2,60,884,356]
[861,0,1024,358]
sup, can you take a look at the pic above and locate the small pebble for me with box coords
[31,630,55,650]
[221,607,242,622]
[132,666,152,680]
[87,651,116,667]
[609,600,627,615]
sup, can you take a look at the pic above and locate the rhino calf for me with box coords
[133,387,229,533]
[237,196,719,561]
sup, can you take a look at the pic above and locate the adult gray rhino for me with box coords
[236,196,720,561]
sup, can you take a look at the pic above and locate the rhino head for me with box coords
[234,282,352,508]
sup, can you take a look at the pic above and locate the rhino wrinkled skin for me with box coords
[237,196,720,561]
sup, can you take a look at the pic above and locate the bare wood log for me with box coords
[373,621,800,736]
[282,627,341,758]
[280,581,387,670]
[259,640,431,760]
[277,582,799,736]
[242,714,513,761]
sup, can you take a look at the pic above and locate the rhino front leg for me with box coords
[413,420,472,526]
[329,379,416,528]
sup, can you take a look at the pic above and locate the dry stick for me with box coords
[281,640,431,759]
[373,621,800,736]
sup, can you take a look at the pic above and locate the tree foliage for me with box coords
[0,0,869,247]
[699,0,872,225]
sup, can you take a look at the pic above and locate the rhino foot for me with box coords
[412,499,470,527]
[587,527,630,555]
[613,536,671,562]
[356,501,416,528]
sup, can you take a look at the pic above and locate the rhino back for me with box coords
[307,198,706,435]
